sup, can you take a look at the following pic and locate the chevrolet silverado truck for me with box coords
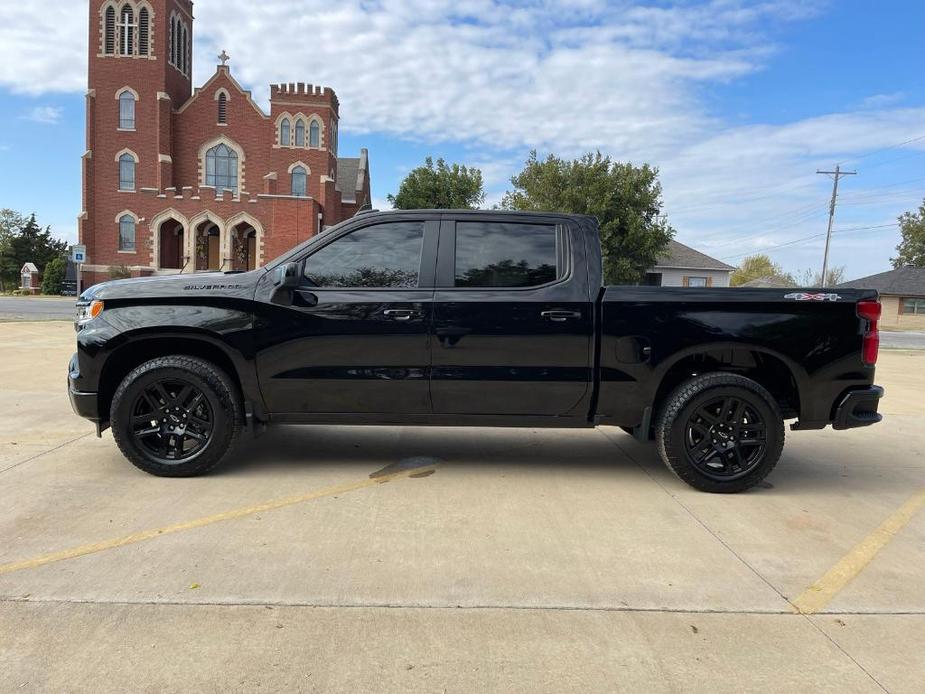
[69,210,884,492]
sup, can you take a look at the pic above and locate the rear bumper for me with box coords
[832,385,884,430]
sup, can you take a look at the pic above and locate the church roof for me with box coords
[336,158,360,198]
[336,148,369,203]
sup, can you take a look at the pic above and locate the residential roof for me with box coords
[21,262,38,273]
[837,266,925,297]
[654,240,735,272]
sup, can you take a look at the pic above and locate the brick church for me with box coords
[79,0,371,285]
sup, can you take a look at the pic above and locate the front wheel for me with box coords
[655,373,784,493]
[110,355,242,477]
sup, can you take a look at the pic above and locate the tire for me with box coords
[110,355,242,477]
[655,373,784,493]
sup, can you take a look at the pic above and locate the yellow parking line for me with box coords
[0,465,437,577]
[791,487,925,614]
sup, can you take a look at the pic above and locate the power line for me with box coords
[701,206,828,249]
[837,133,925,167]
[719,223,899,262]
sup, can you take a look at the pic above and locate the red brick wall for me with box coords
[81,0,363,284]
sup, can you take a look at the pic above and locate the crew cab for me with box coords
[69,210,884,492]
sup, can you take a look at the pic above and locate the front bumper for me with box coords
[68,352,101,424]
[832,385,884,430]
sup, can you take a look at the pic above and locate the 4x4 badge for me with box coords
[784,292,841,302]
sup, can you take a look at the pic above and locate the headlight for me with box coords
[75,299,104,327]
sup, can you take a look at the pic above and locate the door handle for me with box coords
[383,309,419,321]
[541,310,581,322]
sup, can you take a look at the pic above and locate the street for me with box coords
[0,321,923,692]
[0,297,76,321]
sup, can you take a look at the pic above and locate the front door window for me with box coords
[302,221,425,288]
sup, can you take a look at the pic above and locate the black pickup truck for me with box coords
[69,210,884,492]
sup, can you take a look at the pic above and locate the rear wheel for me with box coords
[110,356,242,477]
[656,373,784,493]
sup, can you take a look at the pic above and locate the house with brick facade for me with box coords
[79,0,371,286]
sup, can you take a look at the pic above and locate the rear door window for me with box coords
[454,222,560,288]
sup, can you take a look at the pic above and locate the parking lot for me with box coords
[1,320,923,693]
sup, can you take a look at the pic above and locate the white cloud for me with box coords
[860,92,905,110]
[0,4,86,94]
[23,106,62,124]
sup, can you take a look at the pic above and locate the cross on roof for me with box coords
[218,50,230,66]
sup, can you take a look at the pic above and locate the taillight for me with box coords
[857,299,881,366]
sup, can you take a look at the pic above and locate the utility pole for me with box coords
[816,165,856,287]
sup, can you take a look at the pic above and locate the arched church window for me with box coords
[291,166,307,197]
[138,8,150,56]
[118,90,136,129]
[309,120,321,148]
[295,119,305,147]
[119,153,136,191]
[280,119,291,147]
[104,6,116,55]
[119,5,135,56]
[205,143,239,194]
[119,215,136,251]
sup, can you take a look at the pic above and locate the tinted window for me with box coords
[303,222,424,288]
[455,222,559,288]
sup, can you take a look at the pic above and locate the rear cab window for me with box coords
[453,221,564,288]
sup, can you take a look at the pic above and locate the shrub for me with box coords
[41,256,67,295]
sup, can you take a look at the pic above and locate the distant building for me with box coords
[838,266,925,329]
[79,1,371,286]
[644,240,734,287]
[20,263,40,294]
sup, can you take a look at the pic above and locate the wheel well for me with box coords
[653,349,800,420]
[98,337,243,422]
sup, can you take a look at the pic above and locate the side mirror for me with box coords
[270,261,302,305]
[275,262,301,288]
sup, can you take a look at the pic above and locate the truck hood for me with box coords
[80,270,266,302]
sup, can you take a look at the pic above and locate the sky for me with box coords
[1,0,924,281]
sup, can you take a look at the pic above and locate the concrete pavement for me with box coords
[1,322,923,693]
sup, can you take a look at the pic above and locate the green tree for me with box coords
[387,157,485,210]
[41,256,67,295]
[892,198,925,268]
[7,213,67,284]
[730,254,796,287]
[0,209,27,292]
[501,151,674,285]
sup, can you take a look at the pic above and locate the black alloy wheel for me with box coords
[110,355,242,477]
[130,378,214,463]
[683,395,766,481]
[655,373,785,493]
